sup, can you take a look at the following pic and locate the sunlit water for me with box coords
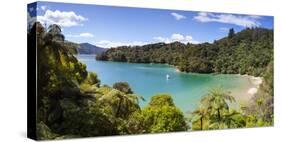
[77,55,251,113]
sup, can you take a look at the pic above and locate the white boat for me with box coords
[166,74,170,80]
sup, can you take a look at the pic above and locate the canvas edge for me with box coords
[27,1,38,140]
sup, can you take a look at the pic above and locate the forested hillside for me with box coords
[96,28,273,76]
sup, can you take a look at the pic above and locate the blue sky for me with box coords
[28,2,273,48]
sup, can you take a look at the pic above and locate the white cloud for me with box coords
[41,6,47,11]
[66,33,94,38]
[153,33,199,44]
[171,12,186,20]
[219,27,230,32]
[194,12,261,27]
[96,40,149,48]
[153,37,166,42]
[80,33,94,37]
[37,10,87,27]
[95,33,199,48]
[171,33,185,41]
[27,12,36,27]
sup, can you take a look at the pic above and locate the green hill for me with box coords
[96,28,273,76]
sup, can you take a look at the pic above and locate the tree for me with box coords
[208,109,245,129]
[149,94,174,107]
[57,97,118,137]
[191,105,208,130]
[47,24,65,41]
[201,87,235,122]
[136,94,187,133]
[84,72,100,86]
[113,82,133,94]
[261,61,273,96]
[37,121,58,140]
[99,89,140,118]
[190,88,246,130]
[44,24,69,66]
[242,61,273,127]
[228,28,235,39]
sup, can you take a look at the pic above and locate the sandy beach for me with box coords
[172,66,263,107]
[230,75,263,104]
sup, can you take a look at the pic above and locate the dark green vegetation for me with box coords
[29,22,273,140]
[78,43,107,54]
[96,28,273,76]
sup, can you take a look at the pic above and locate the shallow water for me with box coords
[77,54,251,113]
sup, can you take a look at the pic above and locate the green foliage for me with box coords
[208,109,246,129]
[133,94,188,133]
[97,28,273,76]
[84,72,100,86]
[190,105,209,130]
[98,89,140,118]
[113,82,133,94]
[190,85,273,130]
[56,97,118,137]
[30,22,127,139]
[202,87,235,117]
[37,121,58,140]
[241,62,274,127]
[149,94,175,107]
[260,61,273,96]
[191,88,242,130]
[141,105,187,133]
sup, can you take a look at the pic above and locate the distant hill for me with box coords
[96,28,273,76]
[78,43,107,54]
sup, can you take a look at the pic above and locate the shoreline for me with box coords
[172,65,263,104]
[231,74,263,104]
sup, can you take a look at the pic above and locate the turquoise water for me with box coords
[77,55,250,113]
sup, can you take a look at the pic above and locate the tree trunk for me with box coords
[116,98,122,117]
[200,117,203,130]
[217,109,221,121]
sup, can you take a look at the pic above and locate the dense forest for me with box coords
[28,22,273,140]
[96,28,273,77]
